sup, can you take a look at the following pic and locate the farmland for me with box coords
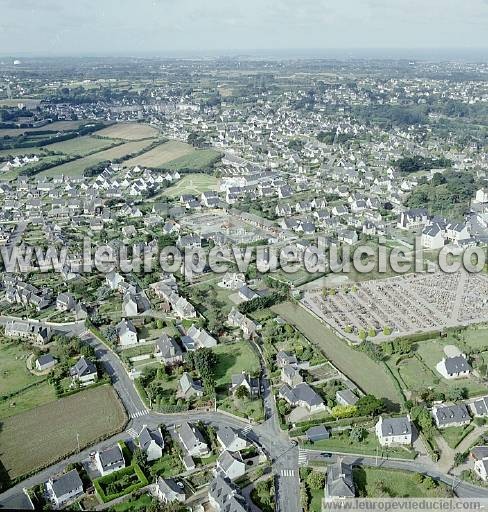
[0,385,126,480]
[95,122,160,140]
[272,302,403,407]
[124,139,220,170]
[0,120,93,138]
[162,173,220,198]
[37,139,155,177]
[44,134,119,156]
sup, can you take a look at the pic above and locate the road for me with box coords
[3,318,488,510]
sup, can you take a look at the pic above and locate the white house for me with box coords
[436,355,471,380]
[217,426,248,453]
[475,458,488,481]
[139,425,164,462]
[375,415,412,446]
[46,469,84,508]
[216,451,246,481]
[95,445,125,476]
[116,318,138,346]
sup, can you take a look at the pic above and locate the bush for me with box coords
[94,464,148,503]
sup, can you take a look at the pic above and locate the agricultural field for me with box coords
[213,341,261,386]
[124,140,220,170]
[0,120,92,138]
[162,173,219,198]
[95,122,160,140]
[37,139,155,177]
[272,302,403,407]
[44,134,119,156]
[0,385,126,480]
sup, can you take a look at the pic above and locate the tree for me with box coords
[235,385,250,400]
[331,404,357,419]
[349,426,366,443]
[355,395,385,417]
[306,471,325,490]
[454,452,467,466]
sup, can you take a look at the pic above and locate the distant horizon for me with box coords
[1,47,488,62]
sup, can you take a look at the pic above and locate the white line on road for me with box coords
[281,469,296,477]
[130,410,148,419]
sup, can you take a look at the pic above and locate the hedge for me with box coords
[94,463,148,503]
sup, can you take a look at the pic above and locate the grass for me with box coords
[0,385,126,480]
[160,148,221,170]
[0,341,43,397]
[112,494,152,512]
[0,120,90,137]
[213,341,261,386]
[273,302,403,408]
[441,425,475,449]
[353,467,450,497]
[162,173,219,198]
[95,123,160,140]
[37,139,155,177]
[0,381,56,419]
[124,140,193,167]
[149,451,183,477]
[44,135,118,156]
[305,431,416,459]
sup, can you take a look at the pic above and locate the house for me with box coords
[70,356,97,385]
[397,208,429,230]
[474,458,488,481]
[281,364,303,387]
[217,426,248,453]
[375,415,412,446]
[139,425,164,462]
[182,325,217,350]
[122,292,151,316]
[227,308,259,339]
[217,451,246,481]
[436,355,472,379]
[95,445,125,476]
[432,403,471,429]
[276,351,298,368]
[35,353,57,372]
[177,422,209,457]
[230,372,260,399]
[173,296,197,318]
[306,425,330,443]
[336,389,359,406]
[46,469,84,508]
[155,477,186,504]
[106,271,125,290]
[4,320,52,345]
[238,285,260,302]
[56,292,75,312]
[324,458,355,500]
[278,383,326,413]
[154,334,183,366]
[208,475,249,512]
[219,272,246,290]
[421,223,445,249]
[471,396,488,417]
[116,318,138,346]
[177,372,204,399]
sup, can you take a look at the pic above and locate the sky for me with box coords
[0,0,487,57]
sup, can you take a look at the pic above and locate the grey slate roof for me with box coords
[444,355,471,374]
[434,403,470,427]
[208,474,249,512]
[50,469,83,498]
[70,356,96,378]
[139,426,164,453]
[97,445,124,471]
[472,396,488,416]
[379,416,411,437]
[326,459,355,498]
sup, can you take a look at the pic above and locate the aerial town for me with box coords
[1,52,488,512]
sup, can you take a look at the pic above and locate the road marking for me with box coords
[127,428,138,438]
[241,425,252,435]
[298,448,308,466]
[281,469,296,477]
[130,410,148,419]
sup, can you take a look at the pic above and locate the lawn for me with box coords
[273,302,403,408]
[353,467,450,497]
[441,425,475,449]
[463,327,488,351]
[0,381,56,419]
[0,341,43,397]
[112,494,152,512]
[95,122,160,140]
[0,385,127,480]
[162,173,219,198]
[0,120,90,137]
[37,139,155,177]
[44,135,118,156]
[213,341,261,386]
[160,148,221,170]
[305,431,416,459]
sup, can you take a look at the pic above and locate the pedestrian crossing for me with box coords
[298,448,308,466]
[126,428,138,438]
[129,409,149,419]
[281,469,296,477]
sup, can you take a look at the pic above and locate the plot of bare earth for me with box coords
[302,271,488,340]
[123,140,194,168]
[95,122,160,140]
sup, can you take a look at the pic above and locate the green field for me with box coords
[37,139,155,177]
[0,120,92,138]
[160,148,221,170]
[162,173,219,198]
[353,467,451,497]
[0,341,41,397]
[213,341,261,386]
[273,302,403,407]
[44,135,118,156]
[95,122,160,140]
[0,385,127,480]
